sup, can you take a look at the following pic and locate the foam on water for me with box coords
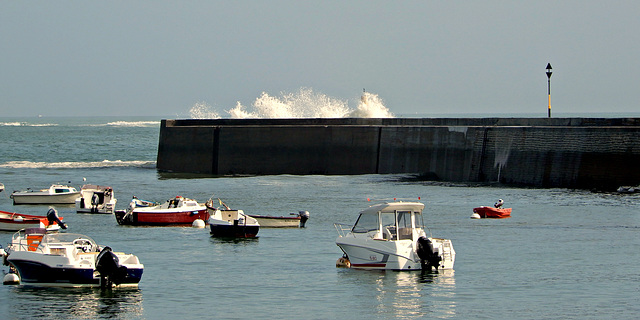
[189,88,393,119]
[0,160,156,169]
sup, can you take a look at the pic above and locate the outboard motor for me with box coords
[298,211,310,228]
[96,246,129,288]
[46,208,67,229]
[416,236,442,271]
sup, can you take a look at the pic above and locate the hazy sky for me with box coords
[2,1,639,118]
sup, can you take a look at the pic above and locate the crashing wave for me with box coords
[189,87,393,119]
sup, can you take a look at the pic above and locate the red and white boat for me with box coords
[115,196,209,226]
[472,206,512,219]
[0,209,66,231]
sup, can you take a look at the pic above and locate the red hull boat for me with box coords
[472,206,512,219]
[115,196,209,226]
[0,209,65,231]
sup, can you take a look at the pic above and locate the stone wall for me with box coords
[156,118,640,190]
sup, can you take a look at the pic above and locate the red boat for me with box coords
[0,209,66,231]
[472,206,512,219]
[115,196,209,226]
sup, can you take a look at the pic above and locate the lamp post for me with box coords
[546,63,553,118]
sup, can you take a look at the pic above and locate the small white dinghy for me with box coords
[11,184,80,205]
[75,185,117,214]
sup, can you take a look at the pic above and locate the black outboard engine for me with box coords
[46,208,67,229]
[298,211,310,228]
[96,246,129,288]
[416,236,442,271]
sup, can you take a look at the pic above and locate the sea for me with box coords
[0,115,639,320]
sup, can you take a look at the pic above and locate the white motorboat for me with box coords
[249,211,310,228]
[10,184,80,205]
[335,201,455,271]
[2,228,143,287]
[0,182,4,192]
[206,199,260,238]
[75,185,117,214]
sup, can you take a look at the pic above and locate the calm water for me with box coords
[1,117,639,319]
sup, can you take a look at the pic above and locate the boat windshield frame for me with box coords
[41,233,97,246]
[351,209,423,238]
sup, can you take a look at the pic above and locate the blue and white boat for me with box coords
[206,199,259,238]
[3,228,143,287]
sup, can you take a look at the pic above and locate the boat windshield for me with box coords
[414,211,424,229]
[352,213,378,233]
[41,233,97,245]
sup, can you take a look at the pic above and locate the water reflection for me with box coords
[338,269,456,319]
[5,286,143,319]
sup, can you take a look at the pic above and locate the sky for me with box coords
[2,1,639,118]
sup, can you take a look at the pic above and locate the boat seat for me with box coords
[26,234,44,251]
[397,228,413,240]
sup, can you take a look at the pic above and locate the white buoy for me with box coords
[192,219,205,228]
[470,213,481,219]
[3,273,20,285]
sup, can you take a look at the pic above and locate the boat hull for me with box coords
[12,192,80,205]
[0,219,43,232]
[8,256,143,287]
[209,223,259,238]
[336,237,455,271]
[250,215,301,228]
[116,209,209,226]
[473,206,512,218]
[0,210,61,232]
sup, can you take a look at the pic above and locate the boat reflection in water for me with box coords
[4,287,143,319]
[337,270,456,318]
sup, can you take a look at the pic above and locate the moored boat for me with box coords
[11,184,80,205]
[335,201,455,271]
[115,196,209,226]
[249,211,310,228]
[2,228,143,287]
[0,208,67,232]
[206,199,259,238]
[75,185,117,214]
[472,206,512,219]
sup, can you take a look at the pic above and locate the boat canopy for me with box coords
[352,202,425,236]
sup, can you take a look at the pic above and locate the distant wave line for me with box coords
[0,122,59,127]
[0,121,160,128]
[98,121,160,127]
[0,160,157,169]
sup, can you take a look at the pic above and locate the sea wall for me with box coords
[156,118,640,190]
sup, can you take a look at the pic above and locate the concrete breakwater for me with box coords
[157,118,640,190]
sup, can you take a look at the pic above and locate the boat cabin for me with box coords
[351,202,426,241]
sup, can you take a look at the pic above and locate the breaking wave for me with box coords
[0,160,156,169]
[189,88,393,119]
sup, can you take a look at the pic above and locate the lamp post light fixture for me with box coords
[546,63,553,118]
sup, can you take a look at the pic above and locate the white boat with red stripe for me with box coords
[335,200,455,271]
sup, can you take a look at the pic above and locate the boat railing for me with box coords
[334,223,353,237]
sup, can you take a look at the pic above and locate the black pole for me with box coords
[547,78,551,118]
[546,63,553,118]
